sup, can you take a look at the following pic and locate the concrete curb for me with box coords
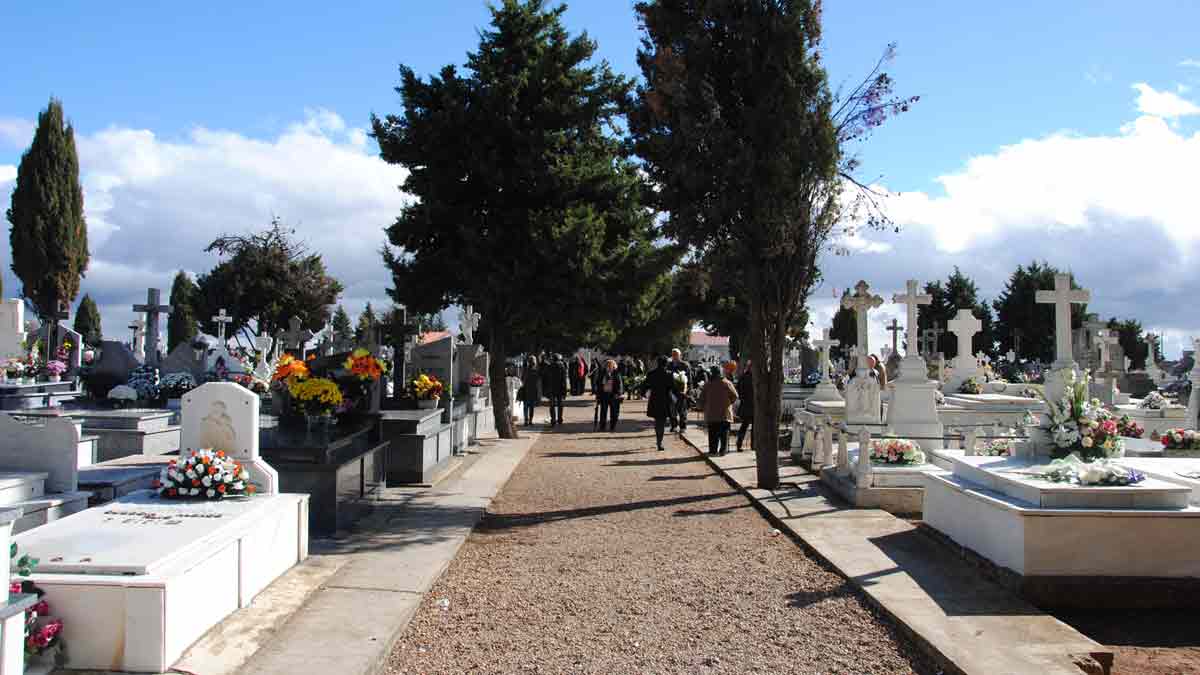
[675,428,1111,675]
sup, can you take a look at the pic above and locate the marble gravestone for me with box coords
[93,340,141,385]
[253,334,275,381]
[181,382,279,494]
[1036,273,1090,404]
[945,309,983,392]
[54,325,83,375]
[129,318,147,363]
[160,342,208,379]
[0,299,26,359]
[809,328,843,403]
[841,281,883,425]
[412,334,453,385]
[885,280,943,449]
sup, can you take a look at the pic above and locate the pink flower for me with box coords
[10,582,21,595]
[31,600,48,615]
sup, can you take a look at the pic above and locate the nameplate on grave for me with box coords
[15,493,274,576]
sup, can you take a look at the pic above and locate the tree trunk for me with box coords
[489,330,518,439]
[750,295,781,490]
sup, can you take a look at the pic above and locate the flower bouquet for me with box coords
[44,360,67,382]
[288,376,343,418]
[155,449,255,499]
[1040,370,1125,462]
[868,437,926,465]
[671,370,689,395]
[1159,428,1200,451]
[272,354,309,385]
[337,349,385,421]
[982,438,1015,457]
[410,373,444,409]
[1137,391,1171,411]
[11,544,64,663]
[1032,454,1145,486]
[159,372,198,400]
[468,372,487,388]
[1117,415,1144,439]
[959,377,984,395]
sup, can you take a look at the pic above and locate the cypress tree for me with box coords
[167,270,199,352]
[7,98,90,320]
[73,294,102,346]
[332,305,352,338]
[354,302,377,343]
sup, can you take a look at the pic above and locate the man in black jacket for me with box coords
[735,359,754,452]
[541,353,569,426]
[665,348,690,432]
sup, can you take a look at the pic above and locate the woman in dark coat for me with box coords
[594,359,624,432]
[519,355,542,426]
[640,356,675,451]
[735,359,754,452]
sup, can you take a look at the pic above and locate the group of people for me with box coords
[515,348,757,457]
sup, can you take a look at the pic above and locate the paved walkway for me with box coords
[385,398,934,674]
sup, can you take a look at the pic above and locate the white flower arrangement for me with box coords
[1032,454,1145,486]
[869,437,926,465]
[1041,370,1124,462]
[107,384,138,401]
[982,438,1015,457]
[156,448,256,500]
[1137,391,1170,410]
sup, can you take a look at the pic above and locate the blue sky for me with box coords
[2,1,1200,356]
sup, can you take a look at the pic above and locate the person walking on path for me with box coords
[519,356,543,426]
[734,359,754,452]
[542,354,569,427]
[640,356,676,451]
[698,364,739,456]
[572,354,588,395]
[595,358,624,432]
[665,348,690,432]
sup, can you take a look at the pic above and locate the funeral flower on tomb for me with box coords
[868,437,926,465]
[231,373,269,395]
[1032,454,1145,487]
[1117,415,1144,439]
[127,365,160,400]
[982,438,1015,457]
[287,377,343,416]
[958,377,984,395]
[11,543,65,661]
[410,373,444,400]
[159,372,198,400]
[1137,391,1170,410]
[335,349,385,417]
[156,449,256,499]
[271,354,309,386]
[1159,428,1200,451]
[1041,369,1125,462]
[344,349,385,381]
[468,372,487,388]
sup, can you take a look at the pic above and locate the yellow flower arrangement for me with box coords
[344,348,384,381]
[411,373,444,400]
[287,376,343,415]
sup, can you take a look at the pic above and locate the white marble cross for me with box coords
[1035,273,1090,366]
[892,279,931,358]
[212,309,233,342]
[947,309,982,361]
[812,328,840,382]
[459,305,481,345]
[841,280,883,370]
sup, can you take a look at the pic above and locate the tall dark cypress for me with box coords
[73,293,103,346]
[168,270,199,352]
[7,98,90,320]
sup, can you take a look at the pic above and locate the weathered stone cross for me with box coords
[886,319,902,354]
[922,324,944,357]
[840,280,883,370]
[892,279,931,359]
[1096,329,1119,373]
[212,308,233,343]
[812,328,840,383]
[1035,273,1090,366]
[133,288,172,367]
[281,316,315,357]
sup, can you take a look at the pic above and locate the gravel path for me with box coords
[386,397,935,674]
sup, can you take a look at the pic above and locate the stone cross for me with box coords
[947,309,982,361]
[1143,333,1159,370]
[812,328,840,383]
[253,335,274,381]
[133,288,172,367]
[886,319,902,354]
[459,305,481,345]
[129,318,147,362]
[892,280,932,359]
[281,316,315,358]
[1096,329,1119,373]
[1006,350,1017,363]
[1035,273,1090,366]
[212,309,233,343]
[840,280,883,370]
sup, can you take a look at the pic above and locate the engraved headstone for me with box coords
[180,382,278,494]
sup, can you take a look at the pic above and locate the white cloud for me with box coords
[1,109,410,340]
[1180,59,1200,69]
[816,93,1200,358]
[0,165,14,185]
[0,118,34,149]
[1131,82,1200,118]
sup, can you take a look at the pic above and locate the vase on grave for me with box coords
[417,398,439,410]
[48,375,61,383]
[304,413,332,431]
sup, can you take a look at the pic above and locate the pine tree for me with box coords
[992,262,1087,363]
[372,0,670,439]
[167,270,199,352]
[332,306,352,339]
[354,302,377,343]
[73,293,102,346]
[7,98,90,321]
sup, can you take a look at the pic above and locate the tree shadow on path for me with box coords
[479,491,738,531]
